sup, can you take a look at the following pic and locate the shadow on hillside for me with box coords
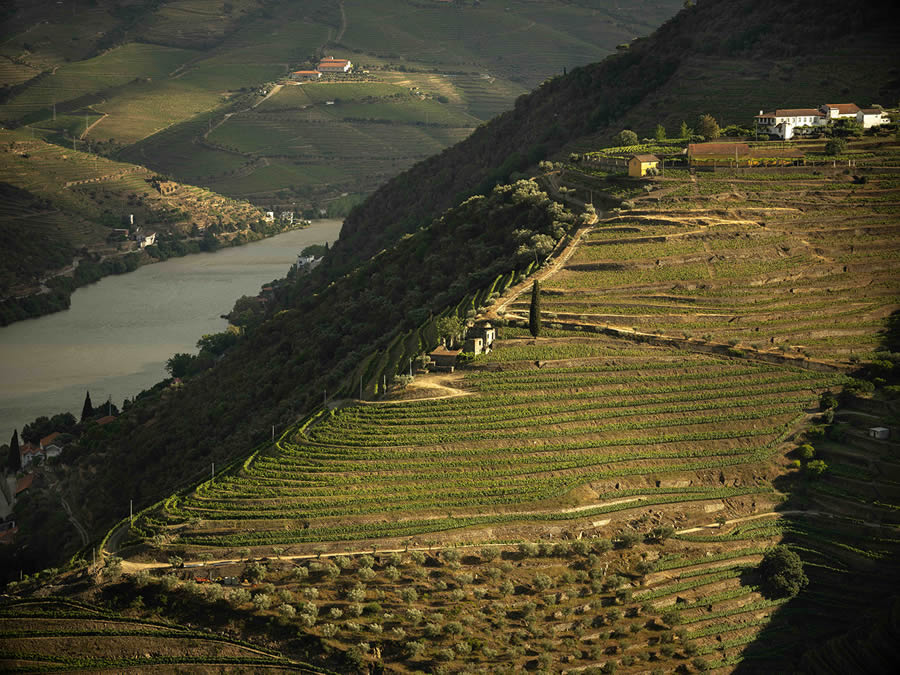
[730,469,900,672]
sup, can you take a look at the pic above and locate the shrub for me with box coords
[618,532,641,548]
[533,573,553,591]
[798,444,816,460]
[825,137,847,155]
[806,459,828,477]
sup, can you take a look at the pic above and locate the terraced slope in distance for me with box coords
[520,139,900,363]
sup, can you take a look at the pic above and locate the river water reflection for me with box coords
[0,220,343,441]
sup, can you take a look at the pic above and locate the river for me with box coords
[0,221,343,443]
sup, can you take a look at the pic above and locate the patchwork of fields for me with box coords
[1,0,682,206]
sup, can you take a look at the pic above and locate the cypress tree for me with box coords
[81,390,93,423]
[8,429,21,473]
[529,280,542,337]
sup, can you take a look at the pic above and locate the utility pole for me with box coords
[211,462,215,481]
[271,425,275,442]
[359,376,363,400]
[129,499,133,524]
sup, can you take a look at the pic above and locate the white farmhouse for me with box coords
[755,108,825,140]
[857,107,890,129]
[821,103,860,120]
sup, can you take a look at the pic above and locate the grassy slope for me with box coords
[329,0,900,278]
[3,0,681,207]
[0,128,266,299]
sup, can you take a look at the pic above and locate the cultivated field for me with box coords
[105,138,900,672]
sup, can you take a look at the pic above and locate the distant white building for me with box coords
[317,57,352,74]
[821,103,860,120]
[754,108,825,140]
[755,102,890,139]
[857,107,890,129]
[297,254,323,271]
[280,211,294,224]
[264,211,275,222]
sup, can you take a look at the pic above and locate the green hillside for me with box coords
[3,1,900,672]
[0,128,281,324]
[2,0,682,208]
[330,0,900,276]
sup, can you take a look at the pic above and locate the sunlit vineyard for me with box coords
[159,336,841,550]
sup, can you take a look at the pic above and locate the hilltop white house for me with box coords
[754,108,826,140]
[317,57,352,74]
[755,102,890,139]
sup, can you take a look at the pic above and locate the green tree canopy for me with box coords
[759,545,808,598]
[435,315,464,347]
[825,137,847,155]
[697,114,720,140]
[81,391,93,423]
[616,129,638,145]
[165,353,195,379]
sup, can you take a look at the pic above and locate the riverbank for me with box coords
[0,220,313,327]
[0,221,344,444]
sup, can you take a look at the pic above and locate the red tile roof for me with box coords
[292,70,320,75]
[631,154,660,162]
[429,346,462,357]
[96,415,116,426]
[859,108,884,114]
[824,103,859,114]
[39,431,60,448]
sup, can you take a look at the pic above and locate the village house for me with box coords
[291,70,322,81]
[857,107,890,129]
[755,102,890,139]
[754,108,825,140]
[317,57,352,74]
[463,321,497,355]
[131,227,156,248]
[428,345,462,372]
[39,432,60,450]
[821,103,860,120]
[19,442,43,469]
[627,154,660,177]
[868,426,890,440]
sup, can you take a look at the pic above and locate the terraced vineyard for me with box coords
[107,143,900,672]
[517,146,900,363]
[0,597,316,672]
[157,336,841,550]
